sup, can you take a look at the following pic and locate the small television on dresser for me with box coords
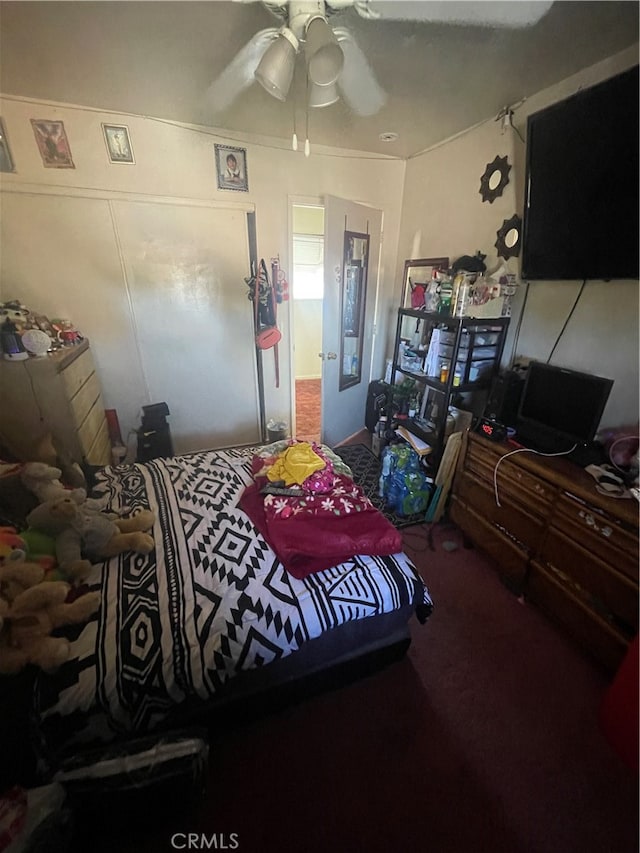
[515,361,613,454]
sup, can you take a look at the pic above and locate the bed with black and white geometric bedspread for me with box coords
[35,447,432,749]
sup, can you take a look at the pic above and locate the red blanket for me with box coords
[239,481,402,579]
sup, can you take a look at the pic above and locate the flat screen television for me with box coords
[522,65,639,281]
[516,361,613,453]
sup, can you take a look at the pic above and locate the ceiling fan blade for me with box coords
[334,28,386,117]
[349,0,554,27]
[204,28,278,113]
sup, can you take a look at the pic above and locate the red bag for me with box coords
[256,326,282,350]
[253,259,281,350]
[410,282,427,309]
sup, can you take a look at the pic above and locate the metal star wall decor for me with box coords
[479,155,511,203]
[495,214,522,259]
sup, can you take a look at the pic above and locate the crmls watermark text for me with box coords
[171,833,239,850]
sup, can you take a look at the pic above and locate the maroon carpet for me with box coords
[77,522,638,853]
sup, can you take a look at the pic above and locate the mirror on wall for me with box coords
[479,155,511,204]
[339,231,370,391]
[401,257,450,309]
[495,214,522,260]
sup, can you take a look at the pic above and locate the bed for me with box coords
[33,443,433,763]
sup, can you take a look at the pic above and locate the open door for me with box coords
[321,196,382,446]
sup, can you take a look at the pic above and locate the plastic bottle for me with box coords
[453,278,471,317]
[408,392,418,419]
[438,279,453,315]
[444,409,456,440]
[379,449,392,497]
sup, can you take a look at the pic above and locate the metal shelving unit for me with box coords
[391,309,510,467]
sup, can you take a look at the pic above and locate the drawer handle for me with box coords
[578,510,612,537]
[534,484,544,494]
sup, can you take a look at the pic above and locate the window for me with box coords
[293,234,324,300]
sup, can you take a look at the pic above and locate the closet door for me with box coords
[112,201,258,454]
[0,192,147,439]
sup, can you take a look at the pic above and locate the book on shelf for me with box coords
[395,426,432,456]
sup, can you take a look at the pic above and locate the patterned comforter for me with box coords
[36,447,432,748]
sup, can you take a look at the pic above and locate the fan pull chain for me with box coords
[304,72,311,157]
[292,89,298,151]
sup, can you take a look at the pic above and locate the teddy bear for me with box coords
[20,461,87,505]
[0,553,47,605]
[26,496,155,570]
[0,578,100,674]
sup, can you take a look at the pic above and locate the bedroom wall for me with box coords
[0,94,405,446]
[396,45,639,431]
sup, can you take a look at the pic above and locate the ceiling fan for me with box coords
[206,0,554,119]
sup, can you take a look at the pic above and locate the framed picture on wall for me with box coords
[215,144,248,192]
[0,118,15,173]
[102,123,135,164]
[31,119,75,168]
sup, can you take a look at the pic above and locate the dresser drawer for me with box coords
[85,418,111,466]
[69,371,101,430]
[527,560,628,672]
[456,471,545,552]
[466,442,556,513]
[467,438,502,474]
[77,397,107,456]
[450,496,528,591]
[540,528,638,635]
[553,493,638,582]
[498,460,556,507]
[61,349,95,399]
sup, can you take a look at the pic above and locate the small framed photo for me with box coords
[102,123,135,164]
[0,118,15,173]
[31,119,75,168]
[215,144,248,192]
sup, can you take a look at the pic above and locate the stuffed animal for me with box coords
[0,527,27,563]
[21,462,87,505]
[0,579,100,674]
[26,496,155,569]
[0,554,46,605]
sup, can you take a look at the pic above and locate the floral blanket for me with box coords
[239,442,402,578]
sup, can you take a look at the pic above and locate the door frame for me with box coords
[287,194,324,439]
[321,196,383,446]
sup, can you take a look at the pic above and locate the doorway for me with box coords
[291,203,324,443]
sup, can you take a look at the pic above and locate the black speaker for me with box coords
[137,402,173,461]
[485,370,526,427]
[365,381,391,432]
[141,402,170,429]
[137,425,173,462]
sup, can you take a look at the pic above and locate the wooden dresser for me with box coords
[451,432,639,672]
[0,340,111,466]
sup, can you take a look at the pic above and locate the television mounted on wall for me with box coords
[521,65,639,281]
[516,361,613,454]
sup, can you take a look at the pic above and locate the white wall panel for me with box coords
[0,192,146,438]
[112,201,257,453]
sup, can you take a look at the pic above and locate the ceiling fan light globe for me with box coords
[309,80,339,108]
[305,16,344,86]
[254,27,299,101]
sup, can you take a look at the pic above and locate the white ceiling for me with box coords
[0,1,638,157]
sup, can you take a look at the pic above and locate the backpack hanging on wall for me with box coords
[249,258,282,350]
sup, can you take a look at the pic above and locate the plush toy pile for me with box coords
[0,459,157,674]
[0,556,100,674]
